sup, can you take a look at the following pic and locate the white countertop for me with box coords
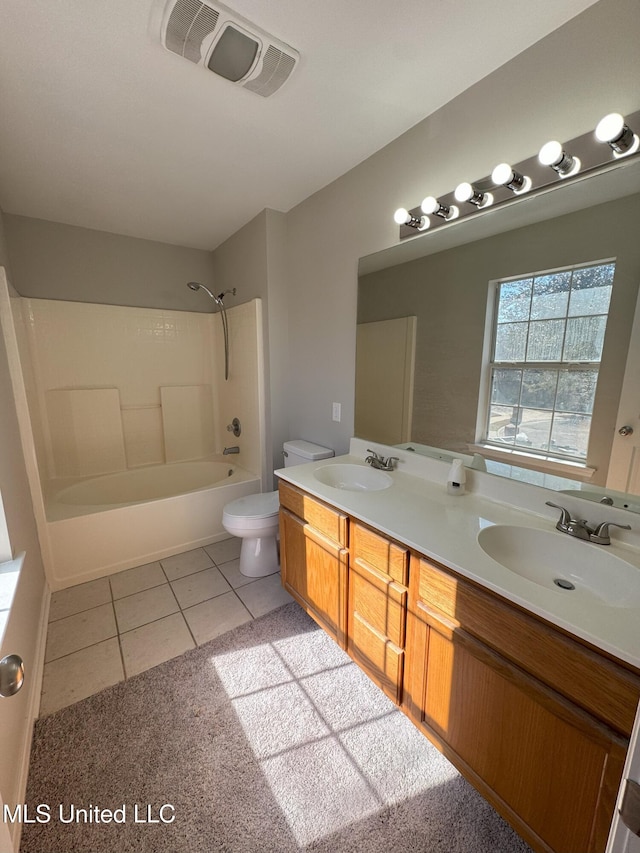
[276,452,640,670]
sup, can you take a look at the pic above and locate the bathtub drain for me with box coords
[553,578,575,591]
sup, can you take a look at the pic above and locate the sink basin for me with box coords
[477,524,640,609]
[313,464,392,492]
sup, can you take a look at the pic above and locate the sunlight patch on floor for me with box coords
[211,630,458,845]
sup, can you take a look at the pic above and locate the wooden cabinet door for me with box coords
[405,602,627,853]
[347,522,408,705]
[279,506,348,648]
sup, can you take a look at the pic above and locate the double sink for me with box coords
[311,461,640,613]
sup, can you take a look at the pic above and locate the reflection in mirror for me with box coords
[357,159,640,512]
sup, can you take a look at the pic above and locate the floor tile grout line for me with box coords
[47,597,115,625]
[41,543,294,709]
[111,596,127,682]
[43,630,120,666]
[111,579,168,602]
[46,570,282,662]
[229,585,258,620]
[166,580,199,647]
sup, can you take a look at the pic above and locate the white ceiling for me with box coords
[0,0,600,251]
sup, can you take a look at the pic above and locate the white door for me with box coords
[355,317,416,445]
[0,792,14,853]
[608,283,640,494]
[607,701,640,853]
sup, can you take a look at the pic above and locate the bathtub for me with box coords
[44,458,261,589]
[51,459,248,510]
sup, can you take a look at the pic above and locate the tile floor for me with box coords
[40,537,293,716]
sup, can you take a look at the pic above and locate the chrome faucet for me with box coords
[365,449,399,471]
[223,446,240,455]
[545,501,631,545]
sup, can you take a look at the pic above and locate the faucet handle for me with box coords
[545,500,573,528]
[590,520,632,544]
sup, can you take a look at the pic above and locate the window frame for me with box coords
[476,258,616,470]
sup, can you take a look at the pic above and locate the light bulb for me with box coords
[421,196,459,220]
[421,196,440,215]
[454,183,472,203]
[393,208,428,230]
[538,140,563,166]
[491,163,531,194]
[595,112,639,156]
[454,182,493,208]
[538,140,580,177]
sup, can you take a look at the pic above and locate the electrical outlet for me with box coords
[332,402,341,422]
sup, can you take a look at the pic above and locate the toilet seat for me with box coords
[222,491,279,530]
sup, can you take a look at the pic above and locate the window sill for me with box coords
[470,444,596,480]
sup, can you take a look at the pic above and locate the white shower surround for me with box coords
[0,279,267,589]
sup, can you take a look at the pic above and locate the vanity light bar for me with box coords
[395,108,640,240]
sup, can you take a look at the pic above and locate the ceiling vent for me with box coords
[161,0,299,97]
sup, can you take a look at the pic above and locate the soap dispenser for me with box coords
[447,458,466,496]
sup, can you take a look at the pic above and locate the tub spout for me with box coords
[223,446,240,455]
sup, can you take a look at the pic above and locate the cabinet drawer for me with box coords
[351,611,404,704]
[412,555,640,736]
[350,558,407,648]
[279,481,348,546]
[352,521,408,585]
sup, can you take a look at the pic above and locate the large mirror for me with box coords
[357,157,640,512]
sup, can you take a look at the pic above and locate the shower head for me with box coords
[186,281,218,302]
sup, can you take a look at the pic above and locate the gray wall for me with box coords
[358,193,640,484]
[2,0,640,467]
[282,0,640,458]
[211,209,290,481]
[4,215,215,311]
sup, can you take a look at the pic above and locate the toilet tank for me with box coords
[283,440,334,467]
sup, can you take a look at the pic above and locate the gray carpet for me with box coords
[21,602,533,852]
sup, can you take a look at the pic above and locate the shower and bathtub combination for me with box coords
[0,273,267,590]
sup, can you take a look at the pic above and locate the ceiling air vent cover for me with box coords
[161,0,299,97]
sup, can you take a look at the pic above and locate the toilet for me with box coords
[222,440,334,577]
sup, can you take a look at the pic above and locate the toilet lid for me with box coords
[223,490,279,520]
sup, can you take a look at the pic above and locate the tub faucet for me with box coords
[223,446,240,455]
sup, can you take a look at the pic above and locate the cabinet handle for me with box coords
[620,778,640,837]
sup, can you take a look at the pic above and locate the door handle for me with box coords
[0,654,24,698]
[619,425,634,436]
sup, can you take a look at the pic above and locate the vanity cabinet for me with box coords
[279,481,349,648]
[278,480,640,853]
[347,521,409,705]
[405,555,640,853]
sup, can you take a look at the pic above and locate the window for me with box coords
[483,260,615,463]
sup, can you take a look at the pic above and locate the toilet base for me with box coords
[239,535,279,577]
